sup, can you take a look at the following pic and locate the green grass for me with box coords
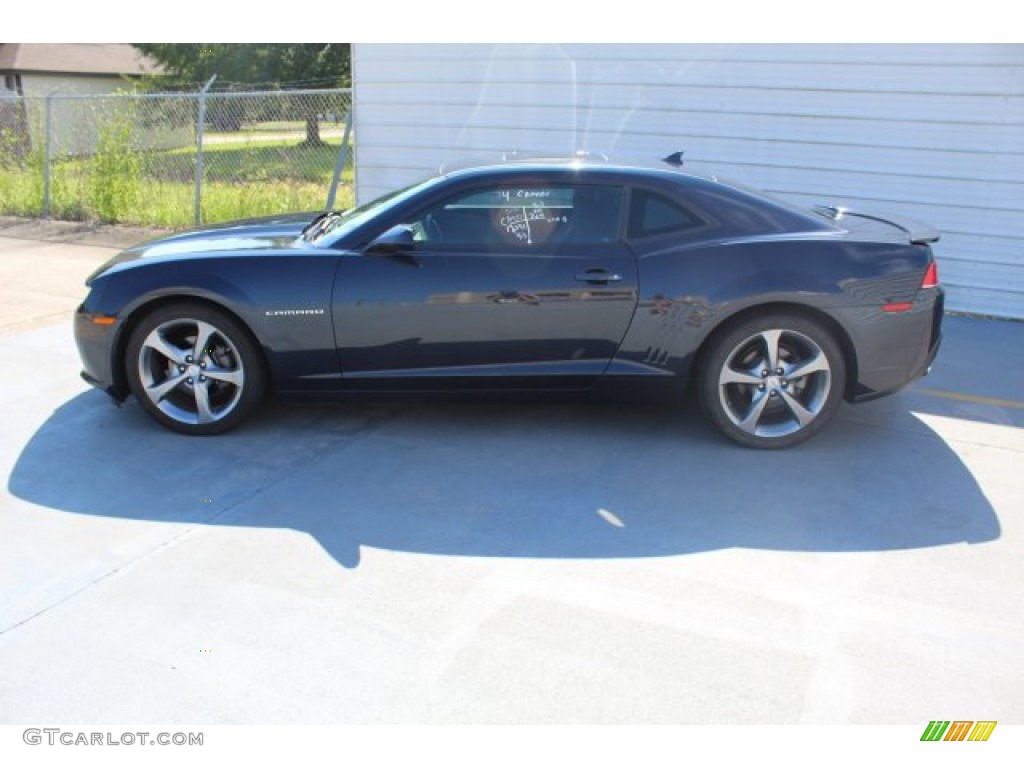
[149,139,349,184]
[206,120,348,138]
[0,135,353,228]
[0,164,46,217]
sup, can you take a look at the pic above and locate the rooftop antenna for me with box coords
[662,151,685,168]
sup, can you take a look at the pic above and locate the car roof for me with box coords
[429,155,833,232]
[438,153,719,185]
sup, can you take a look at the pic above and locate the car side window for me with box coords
[409,185,623,247]
[628,189,705,239]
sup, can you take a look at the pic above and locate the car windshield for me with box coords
[307,174,445,246]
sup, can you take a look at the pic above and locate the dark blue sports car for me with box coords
[74,157,943,448]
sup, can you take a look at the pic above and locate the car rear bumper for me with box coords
[842,287,944,403]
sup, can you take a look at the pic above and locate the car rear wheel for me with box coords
[698,313,846,449]
[125,303,265,435]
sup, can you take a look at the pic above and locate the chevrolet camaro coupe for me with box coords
[74,157,944,448]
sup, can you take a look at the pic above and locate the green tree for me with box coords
[133,44,350,145]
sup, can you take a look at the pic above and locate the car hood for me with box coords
[87,212,322,283]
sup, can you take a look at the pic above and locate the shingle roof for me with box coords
[0,44,158,76]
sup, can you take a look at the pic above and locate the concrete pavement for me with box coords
[0,224,1021,724]
[0,217,168,338]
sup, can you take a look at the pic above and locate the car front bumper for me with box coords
[74,304,127,402]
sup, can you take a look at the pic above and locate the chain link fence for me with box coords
[0,88,353,227]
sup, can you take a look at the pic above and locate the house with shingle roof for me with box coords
[0,44,161,158]
[0,43,158,95]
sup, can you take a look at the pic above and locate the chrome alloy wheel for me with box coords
[137,318,246,426]
[717,328,832,439]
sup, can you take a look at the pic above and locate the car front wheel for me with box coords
[698,313,846,449]
[125,303,265,435]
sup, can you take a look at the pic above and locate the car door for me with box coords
[332,181,638,388]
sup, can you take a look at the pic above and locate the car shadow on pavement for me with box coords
[8,389,1001,569]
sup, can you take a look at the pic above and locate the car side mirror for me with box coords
[366,224,415,255]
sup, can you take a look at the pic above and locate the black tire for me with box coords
[125,303,266,435]
[697,312,847,449]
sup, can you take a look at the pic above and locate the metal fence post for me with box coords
[43,93,53,219]
[194,75,217,225]
[325,108,353,211]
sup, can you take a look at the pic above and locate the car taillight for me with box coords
[921,261,939,288]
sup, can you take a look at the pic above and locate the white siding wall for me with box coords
[353,44,1024,318]
[18,74,125,95]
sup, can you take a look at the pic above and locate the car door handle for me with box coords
[575,270,623,283]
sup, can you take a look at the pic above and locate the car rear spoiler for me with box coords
[813,205,941,244]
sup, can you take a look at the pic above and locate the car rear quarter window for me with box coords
[628,189,705,239]
[410,185,623,248]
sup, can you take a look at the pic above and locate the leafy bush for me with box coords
[0,128,44,216]
[88,112,142,223]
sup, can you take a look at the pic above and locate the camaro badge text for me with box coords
[265,309,326,317]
